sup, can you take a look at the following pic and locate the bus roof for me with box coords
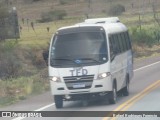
[57,17,128,35]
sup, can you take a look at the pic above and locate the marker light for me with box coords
[98,72,111,79]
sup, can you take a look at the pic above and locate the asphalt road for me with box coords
[1,55,160,120]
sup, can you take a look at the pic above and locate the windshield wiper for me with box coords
[51,58,83,66]
[51,57,102,65]
[51,58,75,63]
[79,58,102,63]
[50,58,76,66]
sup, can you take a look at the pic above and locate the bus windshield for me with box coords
[50,32,108,67]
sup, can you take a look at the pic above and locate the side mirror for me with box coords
[43,50,49,66]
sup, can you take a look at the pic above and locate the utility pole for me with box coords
[138,0,142,31]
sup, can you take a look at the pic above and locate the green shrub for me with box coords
[0,40,46,79]
[59,0,74,5]
[38,10,67,23]
[38,12,53,23]
[0,41,22,79]
[108,4,125,16]
[130,27,158,47]
[59,0,67,5]
[24,47,46,69]
[33,0,42,1]
[49,10,67,20]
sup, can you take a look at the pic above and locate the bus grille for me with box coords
[63,75,94,90]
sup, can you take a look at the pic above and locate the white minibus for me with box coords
[48,17,133,108]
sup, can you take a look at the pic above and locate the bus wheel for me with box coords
[122,77,129,96]
[54,95,63,108]
[108,83,117,104]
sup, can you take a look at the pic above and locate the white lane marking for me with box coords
[34,103,55,111]
[12,103,55,120]
[12,116,25,120]
[12,60,160,120]
[134,61,160,72]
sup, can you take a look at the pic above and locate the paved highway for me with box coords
[1,55,160,120]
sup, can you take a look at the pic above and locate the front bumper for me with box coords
[50,77,112,95]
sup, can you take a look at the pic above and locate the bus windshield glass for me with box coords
[50,32,108,67]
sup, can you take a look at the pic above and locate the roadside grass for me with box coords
[18,18,82,47]
[0,97,15,107]
[0,69,49,107]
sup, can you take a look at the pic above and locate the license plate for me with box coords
[73,84,85,88]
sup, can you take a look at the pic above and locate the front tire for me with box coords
[108,83,117,104]
[54,95,63,108]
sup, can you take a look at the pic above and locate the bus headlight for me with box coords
[49,76,61,82]
[98,72,111,79]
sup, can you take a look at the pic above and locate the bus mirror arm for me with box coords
[43,50,49,66]
[111,49,117,62]
[111,54,115,62]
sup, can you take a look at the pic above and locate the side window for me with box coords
[113,34,120,54]
[127,32,132,49]
[124,32,131,50]
[121,33,127,51]
[109,32,132,58]
[109,36,114,58]
[117,34,124,53]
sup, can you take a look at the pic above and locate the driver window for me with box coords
[109,36,114,60]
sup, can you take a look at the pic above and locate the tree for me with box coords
[152,1,160,26]
[38,10,67,23]
[108,4,125,16]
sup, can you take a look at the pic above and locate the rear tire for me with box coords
[54,95,63,109]
[122,76,129,96]
[108,83,117,104]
